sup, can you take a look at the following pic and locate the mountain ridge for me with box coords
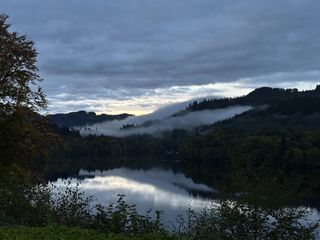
[48,110,133,127]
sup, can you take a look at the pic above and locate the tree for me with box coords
[0,14,58,225]
[0,14,54,165]
[0,13,60,170]
[0,14,46,117]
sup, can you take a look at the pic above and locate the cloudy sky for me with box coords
[2,0,320,115]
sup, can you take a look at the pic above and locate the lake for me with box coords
[51,166,320,231]
[51,167,219,225]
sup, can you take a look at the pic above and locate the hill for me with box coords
[186,85,320,116]
[48,111,133,127]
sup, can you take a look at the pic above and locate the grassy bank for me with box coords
[0,226,184,240]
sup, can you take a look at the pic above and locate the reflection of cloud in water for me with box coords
[51,168,320,228]
[79,168,214,194]
[52,168,217,222]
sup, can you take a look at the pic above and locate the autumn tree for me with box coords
[0,14,46,116]
[0,13,55,164]
[0,14,59,224]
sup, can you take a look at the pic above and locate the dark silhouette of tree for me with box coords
[0,14,46,116]
[0,14,57,224]
[0,14,55,168]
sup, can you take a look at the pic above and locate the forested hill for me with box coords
[48,111,133,127]
[186,85,320,115]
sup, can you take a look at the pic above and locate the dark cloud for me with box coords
[2,0,320,113]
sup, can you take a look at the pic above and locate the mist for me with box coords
[79,105,252,137]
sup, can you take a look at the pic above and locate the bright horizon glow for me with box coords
[47,80,320,116]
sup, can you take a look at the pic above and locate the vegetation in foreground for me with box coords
[0,226,182,240]
[1,181,318,240]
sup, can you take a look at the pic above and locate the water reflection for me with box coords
[51,167,320,231]
[52,167,217,223]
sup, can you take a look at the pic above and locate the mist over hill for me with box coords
[187,85,320,115]
[51,85,320,137]
[79,105,252,137]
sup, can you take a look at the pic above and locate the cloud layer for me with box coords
[2,0,320,113]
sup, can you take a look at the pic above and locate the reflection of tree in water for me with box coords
[193,153,320,240]
[179,199,319,240]
[177,156,320,239]
[176,141,320,239]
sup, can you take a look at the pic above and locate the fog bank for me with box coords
[79,105,252,137]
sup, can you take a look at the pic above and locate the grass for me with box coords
[0,226,186,240]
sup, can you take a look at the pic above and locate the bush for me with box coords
[0,226,183,240]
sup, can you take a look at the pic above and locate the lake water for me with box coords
[51,167,218,225]
[51,166,320,232]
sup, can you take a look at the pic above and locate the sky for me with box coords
[2,0,320,115]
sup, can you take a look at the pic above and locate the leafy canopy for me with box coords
[0,14,46,117]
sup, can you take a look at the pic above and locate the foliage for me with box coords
[0,182,318,240]
[0,14,58,227]
[177,200,319,240]
[0,14,46,115]
[1,181,167,236]
[0,13,56,170]
[180,128,320,201]
[0,226,183,240]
